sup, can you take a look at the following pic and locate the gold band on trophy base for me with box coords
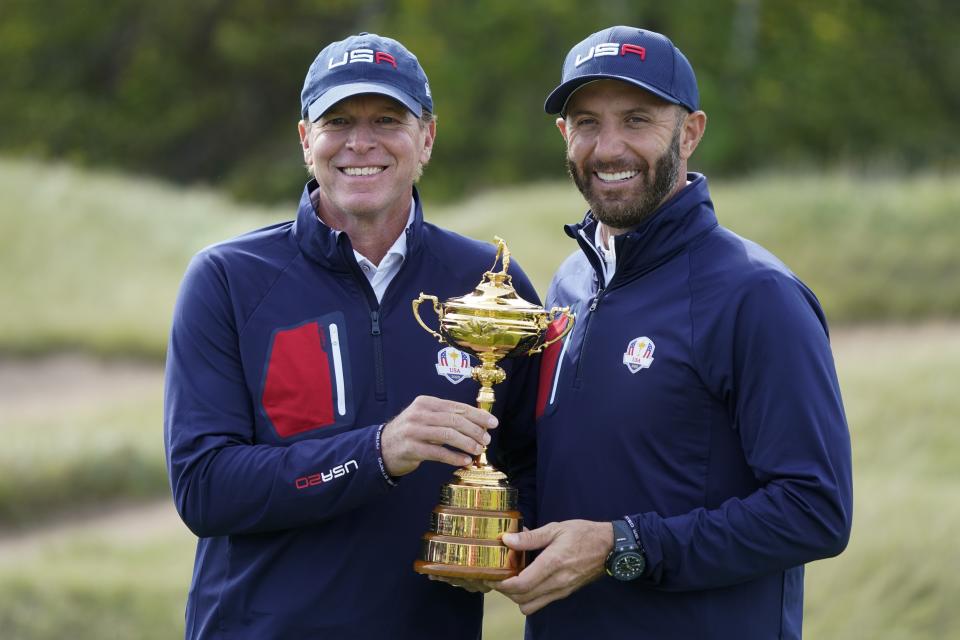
[414,534,517,580]
[430,508,522,539]
[442,482,516,512]
[412,237,574,581]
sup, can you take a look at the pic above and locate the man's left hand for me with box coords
[490,520,613,615]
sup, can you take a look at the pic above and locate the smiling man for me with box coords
[164,33,538,639]
[492,26,853,639]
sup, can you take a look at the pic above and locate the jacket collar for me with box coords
[293,179,426,271]
[565,173,718,283]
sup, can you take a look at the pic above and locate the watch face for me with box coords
[613,552,645,580]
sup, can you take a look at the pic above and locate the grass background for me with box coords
[0,381,165,528]
[1,158,959,638]
[3,158,960,358]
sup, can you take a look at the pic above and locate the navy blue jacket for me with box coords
[530,174,852,639]
[164,181,538,639]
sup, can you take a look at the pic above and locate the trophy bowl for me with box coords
[411,237,574,580]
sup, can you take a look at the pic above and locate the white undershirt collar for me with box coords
[593,222,617,287]
[352,198,416,302]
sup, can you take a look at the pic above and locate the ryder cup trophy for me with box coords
[411,237,574,580]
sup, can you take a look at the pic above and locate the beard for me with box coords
[566,124,683,230]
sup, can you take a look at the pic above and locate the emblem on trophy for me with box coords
[411,237,574,580]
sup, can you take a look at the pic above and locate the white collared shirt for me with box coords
[593,222,617,287]
[352,199,416,302]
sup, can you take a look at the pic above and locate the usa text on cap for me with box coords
[544,26,699,116]
[301,32,433,122]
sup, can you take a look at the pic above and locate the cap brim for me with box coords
[544,74,683,115]
[307,82,423,122]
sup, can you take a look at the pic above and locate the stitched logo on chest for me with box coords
[435,347,474,384]
[623,337,655,373]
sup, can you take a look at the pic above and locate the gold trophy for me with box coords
[411,237,574,580]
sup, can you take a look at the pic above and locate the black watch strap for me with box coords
[611,519,637,553]
[605,519,646,581]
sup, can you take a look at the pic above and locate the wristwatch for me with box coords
[605,519,646,581]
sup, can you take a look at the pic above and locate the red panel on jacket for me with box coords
[263,321,334,437]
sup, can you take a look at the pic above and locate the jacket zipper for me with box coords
[571,229,609,388]
[339,238,388,402]
[369,309,386,401]
[571,286,605,388]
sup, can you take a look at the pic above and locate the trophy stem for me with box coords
[473,357,505,411]
[474,448,490,468]
[470,357,505,467]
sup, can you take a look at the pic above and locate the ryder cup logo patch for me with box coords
[435,347,473,384]
[623,337,655,373]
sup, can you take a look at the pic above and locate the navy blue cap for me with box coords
[301,32,433,122]
[545,26,699,115]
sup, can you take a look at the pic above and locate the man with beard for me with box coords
[492,26,853,639]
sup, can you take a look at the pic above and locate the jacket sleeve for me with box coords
[629,274,853,591]
[163,252,394,539]
[486,261,540,528]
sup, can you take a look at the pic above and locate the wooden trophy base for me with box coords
[413,560,518,581]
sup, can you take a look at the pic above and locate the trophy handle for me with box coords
[412,294,445,343]
[529,307,575,355]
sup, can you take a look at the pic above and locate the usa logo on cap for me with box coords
[435,347,474,384]
[623,337,655,373]
[543,25,700,116]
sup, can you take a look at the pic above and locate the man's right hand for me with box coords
[380,396,497,477]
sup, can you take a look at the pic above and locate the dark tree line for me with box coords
[1,0,956,203]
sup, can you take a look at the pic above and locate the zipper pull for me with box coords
[590,288,604,312]
[370,310,382,336]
